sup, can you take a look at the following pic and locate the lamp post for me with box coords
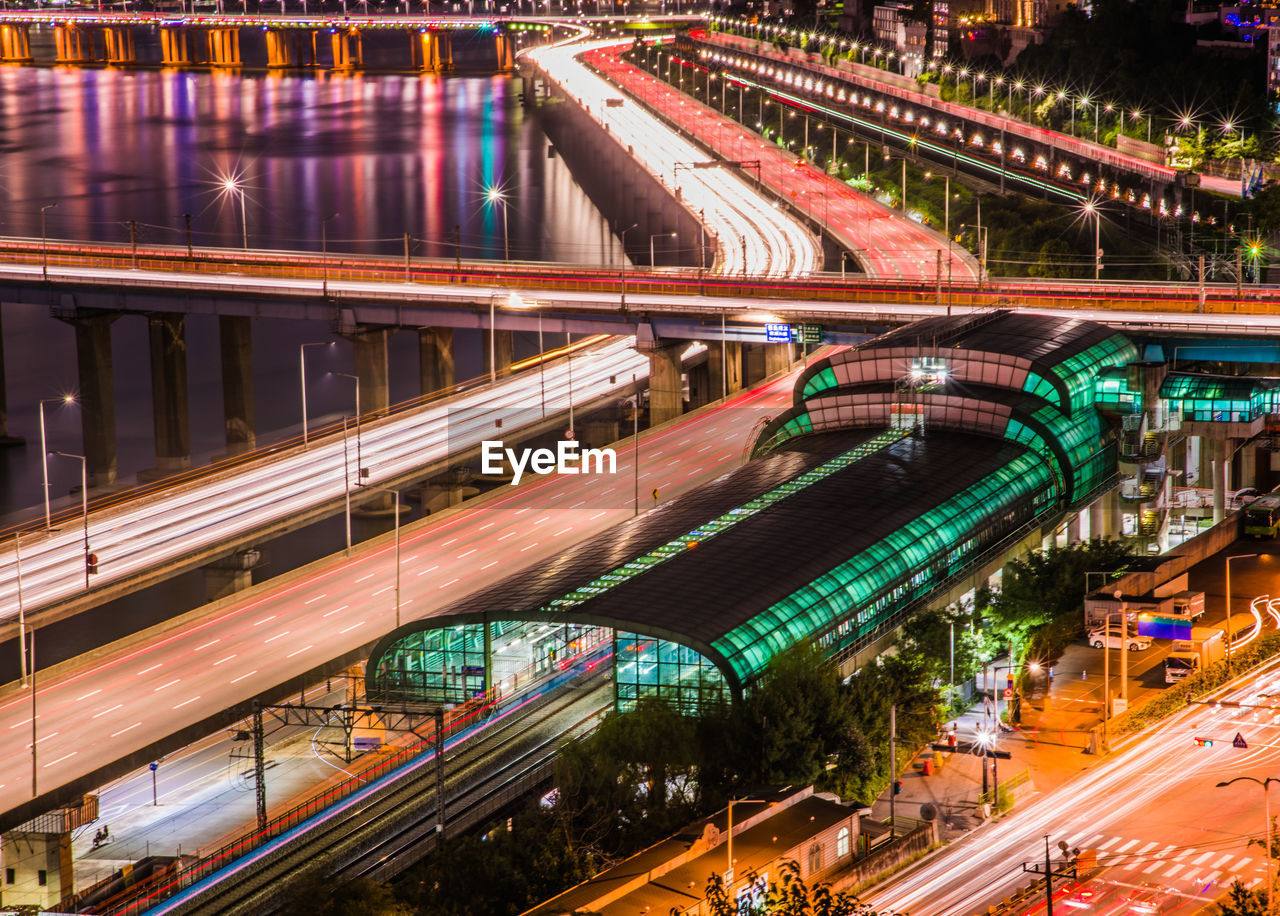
[1225,552,1260,676]
[649,232,676,267]
[38,395,74,529]
[619,223,637,311]
[223,177,248,249]
[358,483,402,627]
[12,531,38,688]
[299,342,331,447]
[51,451,90,590]
[485,185,510,261]
[1216,776,1278,912]
[1083,200,1101,281]
[321,211,339,298]
[989,661,1041,728]
[330,372,365,483]
[41,203,58,281]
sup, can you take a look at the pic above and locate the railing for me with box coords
[977,767,1030,808]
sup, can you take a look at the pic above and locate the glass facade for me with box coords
[371,623,488,705]
[614,632,728,714]
[1095,371,1280,424]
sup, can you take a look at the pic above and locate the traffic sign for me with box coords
[1003,688,1014,700]
[1233,732,1249,749]
[797,324,823,343]
[765,323,792,342]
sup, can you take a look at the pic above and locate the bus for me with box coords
[1244,493,1280,539]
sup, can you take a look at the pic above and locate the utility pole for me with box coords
[889,703,896,838]
[1022,836,1077,915]
[253,703,267,831]
[435,708,446,843]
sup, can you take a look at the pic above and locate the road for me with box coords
[0,338,647,623]
[863,659,1280,915]
[0,364,800,819]
[586,41,981,283]
[525,35,823,279]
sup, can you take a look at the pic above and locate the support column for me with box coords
[1240,441,1258,491]
[159,27,190,66]
[438,31,453,70]
[1066,511,1082,545]
[419,468,477,514]
[494,32,516,73]
[265,29,293,68]
[1088,495,1105,542]
[418,327,455,395]
[207,28,242,67]
[103,27,136,65]
[0,23,32,63]
[349,326,391,418]
[414,31,441,72]
[55,24,91,63]
[203,547,261,602]
[645,341,684,426]
[0,306,19,446]
[330,29,363,71]
[483,330,514,380]
[764,342,794,376]
[1213,438,1228,524]
[69,313,118,486]
[706,340,743,400]
[219,315,255,455]
[146,313,191,479]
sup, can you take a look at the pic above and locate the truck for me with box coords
[1164,627,1225,684]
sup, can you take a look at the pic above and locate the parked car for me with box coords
[1086,627,1151,652]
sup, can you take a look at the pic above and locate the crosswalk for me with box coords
[1055,831,1268,890]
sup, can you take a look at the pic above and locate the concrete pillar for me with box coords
[70,313,118,486]
[203,547,261,602]
[1241,442,1258,491]
[741,344,767,386]
[687,362,714,410]
[0,306,19,446]
[1213,438,1228,524]
[348,326,391,418]
[265,29,293,68]
[414,31,440,71]
[1198,435,1214,490]
[438,31,453,70]
[495,32,516,72]
[159,27,190,66]
[146,314,191,478]
[419,469,474,514]
[55,24,91,63]
[1066,511,1082,545]
[0,23,32,62]
[103,27,136,65]
[418,327,455,395]
[646,342,683,426]
[331,29,362,71]
[0,831,72,908]
[706,340,743,400]
[207,28,242,67]
[483,329,514,380]
[219,315,255,455]
[765,342,794,376]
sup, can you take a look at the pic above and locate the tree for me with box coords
[700,859,881,915]
[1028,238,1083,279]
[1216,879,1268,916]
[281,870,412,916]
[899,605,986,687]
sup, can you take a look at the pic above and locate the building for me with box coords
[520,787,861,916]
[872,0,948,74]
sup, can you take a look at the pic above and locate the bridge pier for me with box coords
[0,23,32,63]
[265,29,316,69]
[68,312,119,486]
[203,547,261,602]
[483,329,514,380]
[643,340,684,426]
[419,468,477,514]
[159,27,191,66]
[348,326,391,419]
[494,32,516,73]
[219,315,255,456]
[418,327,455,395]
[102,27,136,66]
[412,31,452,72]
[206,28,242,67]
[55,24,92,64]
[330,29,363,71]
[143,313,191,480]
[704,340,743,403]
[0,308,19,446]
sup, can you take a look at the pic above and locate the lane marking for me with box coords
[110,722,142,738]
[286,645,314,659]
[154,679,180,692]
[92,705,122,719]
[339,621,365,634]
[193,639,220,652]
[76,689,102,702]
[137,664,162,676]
[173,696,201,709]
[253,615,276,626]
[265,632,289,643]
[322,605,349,618]
[231,670,258,684]
[213,655,236,666]
[304,594,328,605]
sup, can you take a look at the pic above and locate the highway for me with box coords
[587,41,980,283]
[0,338,647,622]
[526,35,823,279]
[863,659,1280,915]
[0,365,800,820]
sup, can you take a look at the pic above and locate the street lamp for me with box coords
[11,531,39,688]
[1226,552,1263,675]
[649,231,676,267]
[329,371,366,483]
[299,342,332,447]
[358,482,403,627]
[222,176,248,249]
[1217,776,1278,913]
[1083,199,1102,281]
[484,185,510,261]
[618,223,637,311]
[321,211,339,298]
[51,451,90,590]
[38,395,75,529]
[41,203,59,281]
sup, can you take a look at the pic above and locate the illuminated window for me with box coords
[837,827,851,857]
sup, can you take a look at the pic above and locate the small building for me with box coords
[520,787,861,916]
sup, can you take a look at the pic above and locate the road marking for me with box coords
[265,631,290,643]
[1210,854,1234,869]
[698,445,712,452]
[253,615,276,626]
[173,696,201,709]
[1115,839,1139,853]
[521,543,538,552]
[42,752,76,768]
[76,689,102,702]
[1136,841,1159,855]
[355,573,375,583]
[441,537,458,546]
[35,732,58,743]
[92,705,122,719]
[590,511,607,520]
[569,501,586,509]
[137,663,163,676]
[193,639,220,652]
[515,507,530,515]
[1191,851,1215,865]
[154,679,181,692]
[478,522,495,531]
[322,605,349,618]
[1096,837,1121,850]
[231,670,258,684]
[372,585,394,597]
[401,599,414,608]
[554,527,573,536]
[458,549,476,559]
[339,621,365,634]
[439,578,460,589]
[534,516,549,525]
[481,561,499,570]
[498,532,516,541]
[1142,860,1164,874]
[286,645,313,659]
[110,723,142,738]
[304,594,327,605]
[213,655,236,666]
[1165,865,1185,879]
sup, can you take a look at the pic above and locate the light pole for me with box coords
[1083,200,1101,281]
[38,395,74,529]
[619,223,637,311]
[322,211,339,298]
[41,203,59,281]
[1217,776,1278,912]
[223,177,248,249]
[52,451,90,590]
[649,231,676,267]
[12,531,38,688]
[1226,552,1261,676]
[330,372,366,483]
[299,342,331,447]
[485,185,510,261]
[358,483,402,627]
